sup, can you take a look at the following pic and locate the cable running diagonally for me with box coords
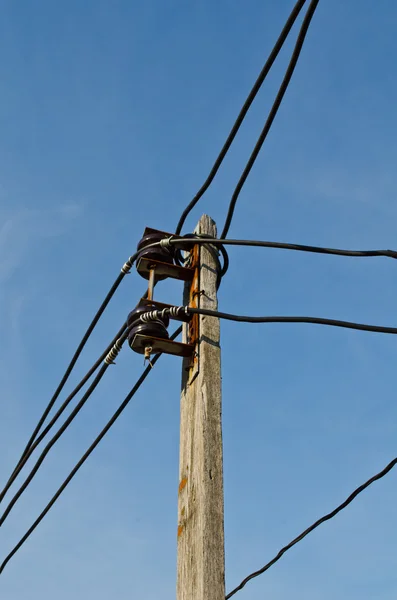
[226,457,397,598]
[174,0,308,235]
[0,326,182,575]
[220,0,321,238]
[0,321,127,503]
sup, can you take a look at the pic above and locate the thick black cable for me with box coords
[174,0,308,235]
[0,358,117,526]
[220,0,320,239]
[14,273,126,468]
[142,305,397,335]
[226,457,397,598]
[170,236,397,260]
[187,308,397,335]
[172,232,397,286]
[2,239,163,507]
[0,321,128,504]
[0,326,183,575]
[8,239,160,479]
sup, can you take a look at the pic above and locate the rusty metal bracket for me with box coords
[130,334,194,358]
[136,226,195,283]
[185,243,200,384]
[136,257,194,281]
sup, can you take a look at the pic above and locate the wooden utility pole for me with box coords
[177,215,225,600]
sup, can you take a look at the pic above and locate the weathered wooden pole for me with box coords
[177,215,225,600]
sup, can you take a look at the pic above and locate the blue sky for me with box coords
[1,0,397,598]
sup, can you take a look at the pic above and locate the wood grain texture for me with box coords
[177,215,225,600]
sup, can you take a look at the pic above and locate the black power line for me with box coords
[0,321,127,504]
[15,274,126,466]
[141,306,397,336]
[220,0,321,239]
[192,309,397,335]
[5,240,160,497]
[226,457,397,599]
[174,0,308,235]
[0,315,135,526]
[0,363,111,526]
[0,326,183,575]
[171,236,397,260]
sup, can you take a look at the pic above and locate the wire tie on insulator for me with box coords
[169,306,179,319]
[140,310,160,323]
[121,257,134,275]
[104,338,123,365]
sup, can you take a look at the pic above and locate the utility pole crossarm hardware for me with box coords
[177,215,225,600]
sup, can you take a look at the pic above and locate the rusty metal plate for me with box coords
[185,243,200,384]
[136,257,194,281]
[131,334,194,358]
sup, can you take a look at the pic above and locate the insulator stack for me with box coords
[127,302,169,354]
[136,231,175,281]
[130,226,197,359]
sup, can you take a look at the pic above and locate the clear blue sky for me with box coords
[1,1,397,598]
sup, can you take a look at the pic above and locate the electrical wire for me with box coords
[0,321,128,504]
[170,236,397,260]
[0,364,110,526]
[142,306,397,336]
[226,457,397,598]
[0,326,183,575]
[174,0,308,235]
[220,0,320,239]
[1,238,170,512]
[7,241,160,486]
[169,232,397,287]
[16,274,125,463]
[0,320,130,528]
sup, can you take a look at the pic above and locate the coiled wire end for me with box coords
[104,338,124,365]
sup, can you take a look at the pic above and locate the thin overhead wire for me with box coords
[0,326,183,575]
[226,457,397,598]
[220,0,321,239]
[0,321,127,504]
[174,0,308,235]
